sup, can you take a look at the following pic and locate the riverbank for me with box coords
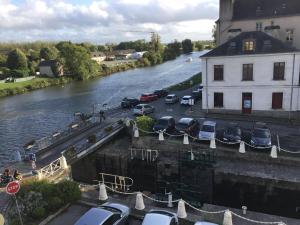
[167,72,202,91]
[0,61,141,98]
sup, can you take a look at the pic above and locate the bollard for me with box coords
[159,131,164,141]
[242,206,247,215]
[167,192,173,208]
[60,155,68,170]
[270,145,278,158]
[210,138,216,149]
[183,134,189,145]
[135,192,145,210]
[134,127,139,138]
[223,210,233,225]
[99,183,108,201]
[177,200,187,218]
[239,141,246,154]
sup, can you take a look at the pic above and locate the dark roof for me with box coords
[233,0,300,20]
[38,60,57,67]
[202,31,299,58]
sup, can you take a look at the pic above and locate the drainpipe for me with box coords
[289,54,296,120]
[206,58,209,113]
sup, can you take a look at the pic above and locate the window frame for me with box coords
[272,92,283,109]
[214,92,224,108]
[214,65,224,81]
[243,39,255,52]
[242,64,254,81]
[273,62,285,80]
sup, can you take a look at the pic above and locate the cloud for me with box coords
[0,0,218,43]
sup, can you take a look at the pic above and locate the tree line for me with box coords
[0,36,214,81]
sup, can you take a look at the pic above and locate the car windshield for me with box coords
[141,94,149,97]
[158,119,168,126]
[135,106,142,109]
[177,123,188,130]
[166,96,173,99]
[201,125,214,132]
[253,129,270,138]
[226,127,241,136]
[183,97,190,100]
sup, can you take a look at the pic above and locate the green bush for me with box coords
[32,207,46,219]
[136,116,155,136]
[56,180,81,204]
[48,197,63,211]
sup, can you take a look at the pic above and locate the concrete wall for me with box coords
[202,53,300,116]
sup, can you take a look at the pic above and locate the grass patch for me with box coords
[168,72,202,91]
[0,77,71,97]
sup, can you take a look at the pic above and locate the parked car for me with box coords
[223,124,242,143]
[133,104,155,115]
[197,84,203,91]
[74,202,130,225]
[142,210,178,225]
[192,90,202,101]
[195,222,218,225]
[140,93,158,102]
[154,89,169,98]
[121,97,139,108]
[180,95,194,105]
[165,94,179,104]
[153,116,176,133]
[176,118,200,136]
[250,124,272,148]
[198,121,216,140]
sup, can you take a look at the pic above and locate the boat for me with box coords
[186,57,193,62]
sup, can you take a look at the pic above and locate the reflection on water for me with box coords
[0,51,205,167]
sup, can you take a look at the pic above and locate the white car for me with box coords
[198,121,216,140]
[195,222,218,225]
[133,104,154,115]
[142,210,178,225]
[180,95,193,105]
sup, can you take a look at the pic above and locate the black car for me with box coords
[153,116,176,133]
[176,118,200,136]
[250,126,272,148]
[154,89,169,98]
[223,124,242,143]
[121,97,140,108]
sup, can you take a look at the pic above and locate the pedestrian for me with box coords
[1,169,13,185]
[99,110,106,122]
[13,170,22,181]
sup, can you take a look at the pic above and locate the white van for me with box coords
[198,121,216,140]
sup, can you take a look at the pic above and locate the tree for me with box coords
[163,40,182,61]
[182,39,193,54]
[194,41,204,51]
[212,24,217,45]
[40,47,58,60]
[6,48,28,70]
[57,42,98,80]
[150,33,164,53]
[0,54,7,67]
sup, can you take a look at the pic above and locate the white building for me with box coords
[217,0,300,49]
[201,31,300,119]
[91,52,106,64]
[38,60,64,77]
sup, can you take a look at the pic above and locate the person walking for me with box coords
[99,110,106,122]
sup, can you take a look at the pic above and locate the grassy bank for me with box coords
[168,72,202,91]
[0,77,71,97]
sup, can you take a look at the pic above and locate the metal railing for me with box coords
[39,157,64,178]
[98,173,134,192]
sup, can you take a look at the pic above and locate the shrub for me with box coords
[56,180,81,204]
[32,207,46,219]
[48,197,63,211]
[136,116,155,136]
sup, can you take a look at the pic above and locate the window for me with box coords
[242,64,253,81]
[214,93,223,107]
[103,214,121,225]
[272,93,283,109]
[214,65,224,81]
[286,29,294,42]
[256,22,263,31]
[273,62,285,80]
[243,40,255,52]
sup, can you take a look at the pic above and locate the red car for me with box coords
[140,93,158,102]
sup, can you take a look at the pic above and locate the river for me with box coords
[0,51,205,167]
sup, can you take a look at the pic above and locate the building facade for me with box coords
[38,60,64,77]
[201,31,300,118]
[217,0,300,49]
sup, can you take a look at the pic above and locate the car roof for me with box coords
[203,121,216,126]
[101,202,129,214]
[136,104,149,107]
[142,93,151,95]
[194,222,218,225]
[178,118,194,124]
[74,208,113,225]
[182,95,192,98]
[142,211,174,225]
[160,116,173,120]
[167,94,176,97]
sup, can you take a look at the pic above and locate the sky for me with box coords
[0,0,219,44]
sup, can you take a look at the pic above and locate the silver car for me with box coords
[195,222,218,225]
[133,104,155,115]
[74,202,130,225]
[142,210,178,225]
[165,94,179,104]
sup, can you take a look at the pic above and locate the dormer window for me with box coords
[243,40,255,52]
